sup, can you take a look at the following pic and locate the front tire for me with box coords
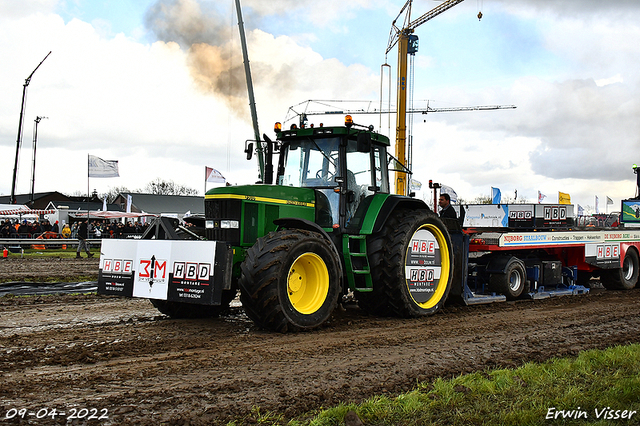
[239,229,342,332]
[357,209,453,317]
[602,248,639,290]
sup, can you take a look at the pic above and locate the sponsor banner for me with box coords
[98,240,223,305]
[601,231,640,241]
[584,242,620,268]
[500,231,607,247]
[133,240,173,300]
[621,200,640,223]
[536,204,572,222]
[165,241,218,304]
[463,204,508,228]
[405,228,442,304]
[463,204,574,229]
[508,205,534,227]
[98,240,137,297]
[499,230,640,248]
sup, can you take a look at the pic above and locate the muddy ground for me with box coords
[0,257,99,283]
[1,258,640,425]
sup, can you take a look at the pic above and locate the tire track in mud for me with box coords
[1,290,639,424]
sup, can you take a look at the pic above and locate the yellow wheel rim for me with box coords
[287,253,329,314]
[405,223,451,310]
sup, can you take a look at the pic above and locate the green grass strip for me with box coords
[235,344,640,426]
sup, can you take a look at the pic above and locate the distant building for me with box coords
[0,192,71,210]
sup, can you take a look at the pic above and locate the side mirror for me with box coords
[357,133,371,152]
[244,142,253,160]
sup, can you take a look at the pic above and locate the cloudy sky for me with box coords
[1,0,638,213]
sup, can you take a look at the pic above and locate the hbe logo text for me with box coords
[411,240,435,254]
[102,259,133,275]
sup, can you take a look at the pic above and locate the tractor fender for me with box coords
[273,217,343,274]
[369,195,431,234]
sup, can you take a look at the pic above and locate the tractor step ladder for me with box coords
[343,234,373,291]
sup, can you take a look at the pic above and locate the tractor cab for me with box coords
[275,117,391,230]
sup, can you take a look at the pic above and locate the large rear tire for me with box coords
[150,288,237,318]
[602,248,639,290]
[239,229,342,332]
[357,209,453,317]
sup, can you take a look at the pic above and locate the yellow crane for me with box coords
[386,0,465,195]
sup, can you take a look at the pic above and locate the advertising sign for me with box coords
[462,204,508,228]
[534,204,573,228]
[584,242,620,268]
[98,240,137,297]
[508,205,534,228]
[405,228,443,305]
[98,240,225,305]
[621,200,640,223]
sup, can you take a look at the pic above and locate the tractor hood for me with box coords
[205,184,316,208]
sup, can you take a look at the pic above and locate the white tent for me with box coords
[0,204,54,219]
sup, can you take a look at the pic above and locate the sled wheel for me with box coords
[602,248,639,290]
[357,209,453,317]
[239,229,341,332]
[489,258,527,300]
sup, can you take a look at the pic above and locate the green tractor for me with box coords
[202,116,454,332]
[99,116,454,332]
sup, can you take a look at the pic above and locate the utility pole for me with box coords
[30,116,48,206]
[234,0,264,182]
[10,51,51,204]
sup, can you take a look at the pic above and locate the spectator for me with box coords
[438,193,457,220]
[18,220,30,236]
[1,221,11,238]
[76,220,93,258]
[51,221,60,234]
[41,220,52,232]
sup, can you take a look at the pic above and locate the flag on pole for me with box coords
[102,196,107,211]
[491,187,501,204]
[126,194,132,213]
[88,155,119,178]
[606,196,614,205]
[440,185,458,203]
[558,192,571,205]
[577,204,584,216]
[538,191,547,204]
[205,167,225,184]
[595,196,599,214]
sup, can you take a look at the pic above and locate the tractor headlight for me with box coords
[221,220,239,229]
[205,220,214,229]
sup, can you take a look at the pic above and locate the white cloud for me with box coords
[2,0,639,212]
[0,6,379,198]
[595,74,624,87]
[0,0,57,19]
